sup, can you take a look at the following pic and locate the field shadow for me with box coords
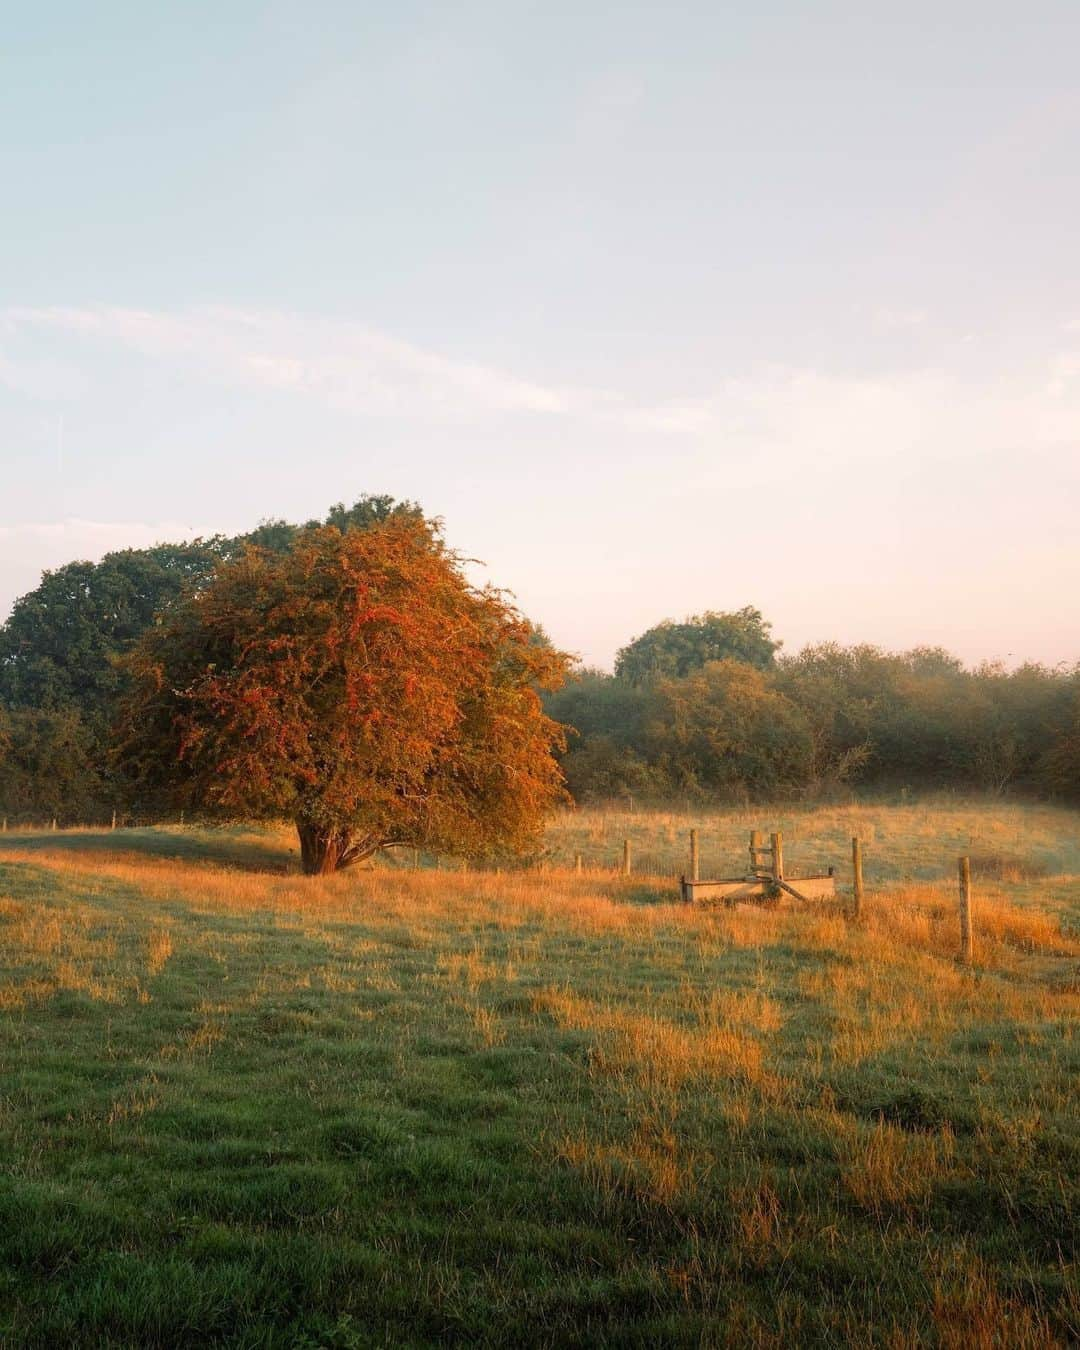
[0,826,297,874]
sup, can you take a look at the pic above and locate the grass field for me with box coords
[0,799,1077,1346]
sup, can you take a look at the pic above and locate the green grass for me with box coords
[0,801,1077,1346]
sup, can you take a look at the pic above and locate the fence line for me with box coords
[0,819,985,954]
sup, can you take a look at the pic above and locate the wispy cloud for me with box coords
[4,305,573,419]
[3,304,1078,474]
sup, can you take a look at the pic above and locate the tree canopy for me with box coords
[645,659,812,797]
[0,705,107,823]
[615,607,779,685]
[116,519,569,873]
[546,635,1080,805]
[245,495,427,554]
[0,542,230,720]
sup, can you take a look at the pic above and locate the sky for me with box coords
[1,1,1078,670]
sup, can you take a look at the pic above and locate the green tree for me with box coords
[615,608,779,685]
[1031,665,1080,800]
[0,706,109,824]
[543,668,663,801]
[557,738,670,803]
[0,541,230,720]
[773,644,879,788]
[645,659,813,797]
[543,668,650,748]
[967,663,1072,795]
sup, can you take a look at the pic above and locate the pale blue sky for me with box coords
[2,2,1078,667]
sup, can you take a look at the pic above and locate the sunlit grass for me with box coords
[541,796,1080,881]
[0,799,1077,1345]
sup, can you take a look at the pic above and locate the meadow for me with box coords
[0,799,1077,1347]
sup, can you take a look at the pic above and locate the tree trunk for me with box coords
[296,821,354,875]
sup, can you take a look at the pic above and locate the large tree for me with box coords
[116,518,569,873]
[615,607,779,685]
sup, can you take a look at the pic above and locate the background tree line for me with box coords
[0,508,1077,823]
[544,609,1080,805]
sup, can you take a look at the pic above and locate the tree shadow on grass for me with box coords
[0,826,297,874]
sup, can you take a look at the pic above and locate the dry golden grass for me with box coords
[931,1252,1062,1349]
[555,1119,701,1211]
[533,986,768,1092]
[838,1117,962,1215]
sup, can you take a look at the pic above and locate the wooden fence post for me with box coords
[851,837,864,918]
[51,817,58,832]
[958,856,974,964]
[689,828,700,883]
[749,829,761,873]
[770,832,784,884]
[1,818,6,833]
[111,810,117,831]
[575,853,583,875]
[622,839,631,876]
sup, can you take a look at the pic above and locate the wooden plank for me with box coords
[682,865,837,903]
[778,874,836,900]
[682,877,767,903]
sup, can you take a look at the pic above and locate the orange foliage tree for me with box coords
[116,519,569,873]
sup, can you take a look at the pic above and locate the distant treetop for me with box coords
[614,607,779,685]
